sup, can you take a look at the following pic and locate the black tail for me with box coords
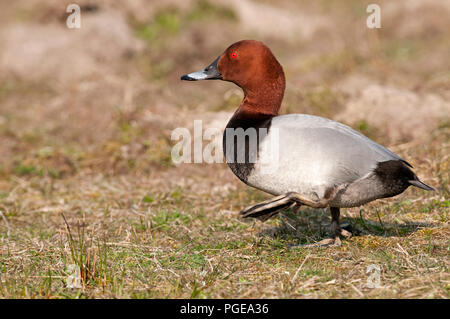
[240,194,295,222]
[375,160,435,192]
[409,178,435,191]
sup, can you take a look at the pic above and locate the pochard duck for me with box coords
[181,40,434,246]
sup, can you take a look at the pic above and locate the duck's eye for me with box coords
[231,52,238,59]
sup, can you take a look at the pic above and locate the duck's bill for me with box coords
[181,56,222,81]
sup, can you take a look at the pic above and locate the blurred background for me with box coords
[0,0,448,178]
[0,0,448,298]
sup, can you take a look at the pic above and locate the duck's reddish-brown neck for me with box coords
[234,71,285,121]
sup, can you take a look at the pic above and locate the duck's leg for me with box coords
[302,207,352,247]
[239,194,296,222]
[240,192,355,247]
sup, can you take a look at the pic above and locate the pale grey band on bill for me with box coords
[184,70,208,80]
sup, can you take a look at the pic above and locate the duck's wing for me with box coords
[247,114,407,196]
[274,114,408,165]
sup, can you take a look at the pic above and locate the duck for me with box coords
[181,40,434,246]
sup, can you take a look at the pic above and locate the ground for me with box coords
[0,0,448,298]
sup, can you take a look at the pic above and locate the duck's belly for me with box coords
[245,141,343,202]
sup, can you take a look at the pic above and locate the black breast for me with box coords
[222,113,273,184]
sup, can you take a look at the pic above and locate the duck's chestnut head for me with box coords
[181,40,284,91]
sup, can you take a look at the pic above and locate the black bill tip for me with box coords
[181,74,195,81]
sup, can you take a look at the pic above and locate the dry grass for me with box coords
[0,0,448,298]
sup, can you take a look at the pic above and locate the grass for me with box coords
[0,133,448,298]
